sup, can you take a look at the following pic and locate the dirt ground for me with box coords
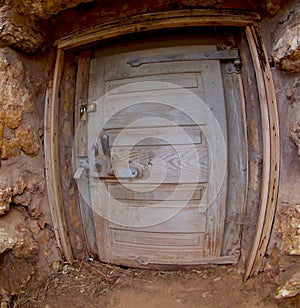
[12,261,298,308]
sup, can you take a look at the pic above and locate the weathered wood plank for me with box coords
[110,206,206,233]
[74,50,91,130]
[112,229,204,248]
[244,25,280,278]
[107,126,203,146]
[56,10,260,50]
[74,50,98,258]
[201,60,228,258]
[45,48,74,263]
[220,63,248,257]
[111,144,208,184]
[108,183,204,202]
[102,102,204,130]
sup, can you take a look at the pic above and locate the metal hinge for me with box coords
[225,58,242,74]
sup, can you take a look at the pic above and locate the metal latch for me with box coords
[73,157,89,179]
[80,103,96,121]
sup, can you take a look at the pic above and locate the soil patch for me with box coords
[12,261,298,307]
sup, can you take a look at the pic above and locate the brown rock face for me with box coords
[0,51,39,161]
[0,179,27,216]
[272,24,300,73]
[0,6,45,53]
[290,121,300,156]
[262,0,284,15]
[12,0,95,20]
[277,204,300,255]
[275,265,300,299]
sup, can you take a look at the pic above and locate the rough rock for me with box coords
[0,6,44,53]
[1,124,39,159]
[272,24,300,73]
[0,252,35,301]
[0,188,12,216]
[0,207,39,259]
[0,207,38,299]
[0,228,15,254]
[262,0,284,15]
[0,50,39,160]
[290,121,300,156]
[275,266,300,299]
[277,204,300,255]
[12,0,95,20]
[0,155,46,216]
[0,178,27,215]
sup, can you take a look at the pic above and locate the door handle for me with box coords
[89,132,142,179]
[101,133,113,175]
[101,133,111,160]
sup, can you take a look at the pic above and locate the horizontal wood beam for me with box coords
[56,9,260,50]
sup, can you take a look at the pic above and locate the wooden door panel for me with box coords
[111,244,204,266]
[103,101,205,129]
[112,229,204,248]
[111,144,208,184]
[106,126,203,146]
[108,183,205,203]
[105,73,203,93]
[110,206,206,233]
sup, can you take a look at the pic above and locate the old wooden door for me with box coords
[80,35,244,267]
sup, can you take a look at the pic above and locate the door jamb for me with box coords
[44,9,279,279]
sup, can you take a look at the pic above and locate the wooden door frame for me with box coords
[44,9,280,278]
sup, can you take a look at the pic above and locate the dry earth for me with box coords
[11,261,299,308]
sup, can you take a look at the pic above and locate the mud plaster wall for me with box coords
[0,0,299,301]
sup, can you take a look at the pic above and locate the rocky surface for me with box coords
[262,0,285,15]
[0,50,39,161]
[275,266,300,299]
[0,207,38,300]
[0,6,45,53]
[12,0,95,20]
[276,204,300,255]
[272,16,300,73]
[0,47,59,301]
[290,121,300,156]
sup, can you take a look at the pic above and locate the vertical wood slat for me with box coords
[74,50,92,129]
[220,65,248,257]
[74,50,91,157]
[45,48,74,263]
[74,50,98,257]
[244,25,280,279]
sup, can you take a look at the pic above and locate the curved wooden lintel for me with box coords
[56,9,260,50]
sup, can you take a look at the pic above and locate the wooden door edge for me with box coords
[44,49,74,263]
[244,25,280,279]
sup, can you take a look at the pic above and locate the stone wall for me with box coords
[0,44,60,302]
[259,0,300,298]
[0,0,299,303]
